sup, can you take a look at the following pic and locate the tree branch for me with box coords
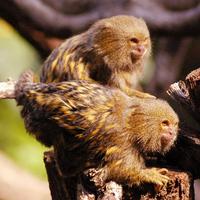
[166,67,200,178]
[1,0,200,57]
[44,151,193,200]
[147,37,193,97]
[0,81,16,99]
[1,0,200,38]
[128,0,200,35]
[13,0,100,35]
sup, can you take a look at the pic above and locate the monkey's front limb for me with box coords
[87,161,169,187]
[137,168,169,185]
[106,164,169,186]
[110,74,156,99]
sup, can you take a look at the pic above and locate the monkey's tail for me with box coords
[15,70,34,105]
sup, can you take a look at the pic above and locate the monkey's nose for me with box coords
[168,126,178,135]
[137,45,145,54]
[132,45,146,58]
[161,132,175,147]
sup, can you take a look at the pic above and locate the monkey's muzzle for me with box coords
[131,45,147,61]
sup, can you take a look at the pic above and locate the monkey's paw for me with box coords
[145,168,169,186]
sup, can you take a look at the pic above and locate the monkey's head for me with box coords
[128,99,179,154]
[88,15,151,72]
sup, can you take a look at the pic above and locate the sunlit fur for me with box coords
[16,71,179,186]
[41,15,151,95]
[89,15,151,72]
[127,98,179,154]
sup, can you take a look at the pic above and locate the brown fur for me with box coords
[40,15,151,97]
[15,71,179,186]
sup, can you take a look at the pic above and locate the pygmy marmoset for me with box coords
[41,15,152,98]
[15,71,179,186]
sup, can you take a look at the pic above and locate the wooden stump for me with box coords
[44,151,194,200]
[166,68,200,179]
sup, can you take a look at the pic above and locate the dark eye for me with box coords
[130,37,139,43]
[175,122,179,127]
[161,120,169,127]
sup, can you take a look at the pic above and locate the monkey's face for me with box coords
[129,99,179,154]
[90,15,151,71]
[159,117,179,153]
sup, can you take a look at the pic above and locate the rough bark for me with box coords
[166,68,200,178]
[168,67,200,124]
[0,80,16,99]
[44,151,194,200]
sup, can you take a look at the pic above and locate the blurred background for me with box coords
[0,0,200,199]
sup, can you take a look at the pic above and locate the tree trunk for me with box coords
[44,151,193,200]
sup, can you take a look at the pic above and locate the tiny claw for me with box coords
[154,183,163,192]
[154,173,169,192]
[148,168,170,186]
[158,168,168,175]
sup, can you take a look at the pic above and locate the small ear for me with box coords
[139,18,149,29]
[138,17,145,22]
[91,20,113,33]
[103,22,112,28]
[96,21,113,31]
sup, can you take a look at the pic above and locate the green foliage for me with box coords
[0,20,47,179]
[0,20,41,80]
[0,101,47,178]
